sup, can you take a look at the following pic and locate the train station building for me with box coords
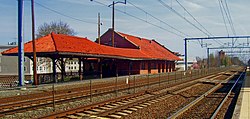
[1,30,180,83]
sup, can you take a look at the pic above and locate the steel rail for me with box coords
[0,67,239,117]
[39,71,236,119]
[39,77,206,119]
[167,71,237,119]
[38,92,146,119]
[210,71,245,119]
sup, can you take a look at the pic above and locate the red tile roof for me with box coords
[2,32,180,61]
[117,32,180,61]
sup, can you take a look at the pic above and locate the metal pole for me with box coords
[18,0,24,86]
[31,0,38,85]
[100,58,102,79]
[116,74,118,97]
[128,76,130,94]
[90,78,92,102]
[112,1,115,47]
[207,48,210,68]
[52,58,57,83]
[52,83,55,111]
[147,74,149,90]
[79,58,82,80]
[60,58,64,82]
[184,38,188,71]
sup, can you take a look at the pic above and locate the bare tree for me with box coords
[36,21,76,38]
[36,21,76,82]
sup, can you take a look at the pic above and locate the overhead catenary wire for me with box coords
[175,0,212,36]
[224,0,238,45]
[157,0,210,37]
[219,0,236,36]
[224,0,236,35]
[218,0,229,36]
[127,0,189,37]
[218,0,237,46]
[176,0,225,46]
[159,0,223,46]
[91,0,185,38]
[35,2,98,25]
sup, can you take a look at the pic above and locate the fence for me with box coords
[0,66,241,89]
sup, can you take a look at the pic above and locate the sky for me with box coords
[1,0,250,61]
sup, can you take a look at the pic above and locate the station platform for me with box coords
[235,69,250,119]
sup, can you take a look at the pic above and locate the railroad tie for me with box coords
[128,107,138,111]
[84,110,98,114]
[99,107,111,110]
[122,100,130,103]
[139,104,148,107]
[66,115,81,119]
[96,117,111,119]
[134,106,143,109]
[115,112,128,116]
[143,103,151,105]
[122,110,133,114]
[91,108,105,112]
[108,114,122,118]
[106,105,115,108]
[116,102,126,105]
[75,113,88,117]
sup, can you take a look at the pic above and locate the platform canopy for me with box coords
[1,32,180,61]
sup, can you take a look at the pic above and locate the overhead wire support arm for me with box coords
[185,36,250,41]
[184,35,250,71]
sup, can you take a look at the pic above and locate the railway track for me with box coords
[0,67,243,118]
[169,71,245,119]
[38,69,242,119]
[39,82,216,119]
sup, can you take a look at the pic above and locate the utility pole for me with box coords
[18,0,24,86]
[31,0,38,85]
[108,0,126,47]
[112,1,115,47]
[98,13,101,44]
